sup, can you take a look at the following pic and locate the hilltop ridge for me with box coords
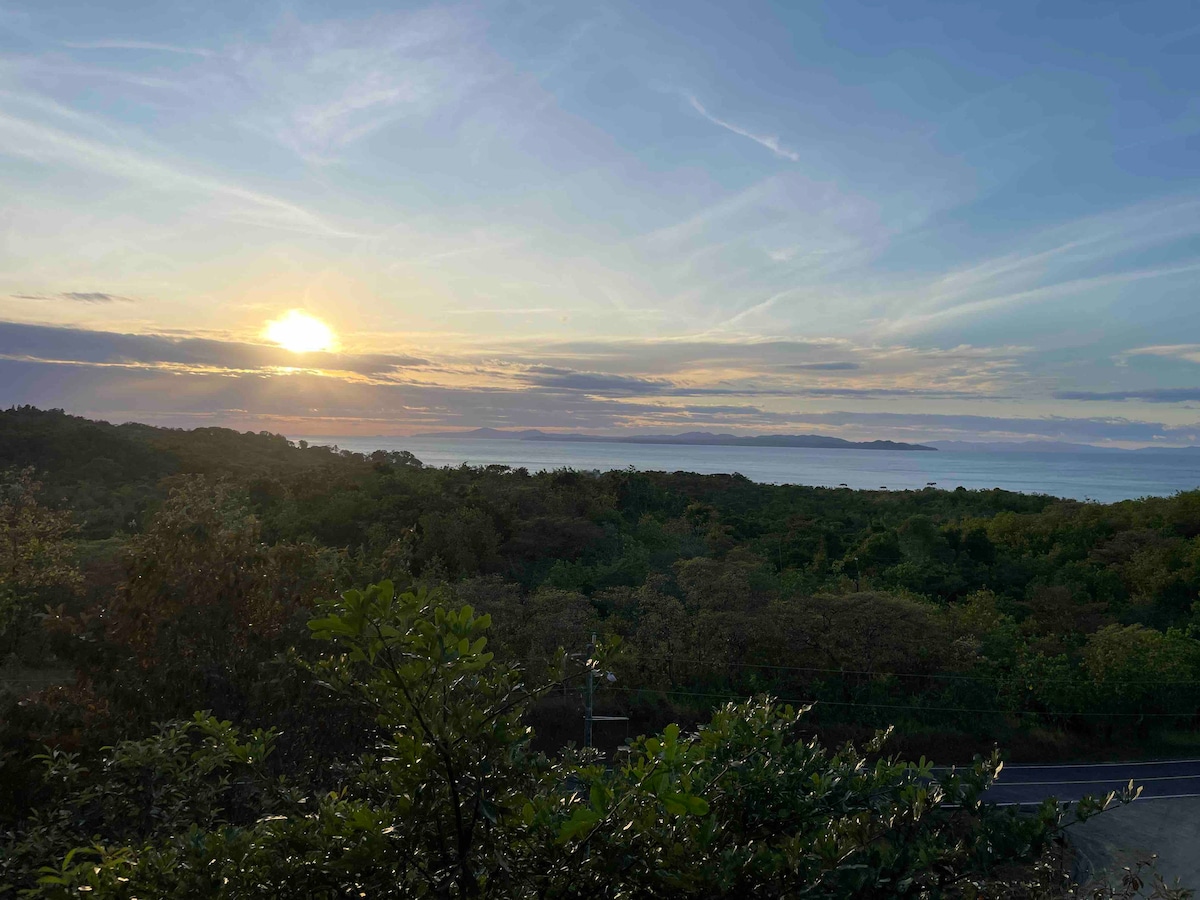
[416,428,937,452]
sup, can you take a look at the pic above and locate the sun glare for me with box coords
[265,310,336,354]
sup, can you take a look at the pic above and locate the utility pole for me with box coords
[584,632,596,749]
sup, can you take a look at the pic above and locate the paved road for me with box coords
[978,759,1200,892]
[984,757,1200,805]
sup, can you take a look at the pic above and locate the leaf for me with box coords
[590,781,606,812]
[663,796,688,817]
[480,798,499,824]
[556,808,600,844]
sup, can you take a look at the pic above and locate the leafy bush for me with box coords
[3,582,1135,899]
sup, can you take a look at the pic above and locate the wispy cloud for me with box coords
[0,108,366,238]
[880,196,1200,336]
[786,361,860,371]
[0,321,427,375]
[686,94,799,162]
[721,285,805,327]
[1055,388,1200,403]
[61,40,212,57]
[445,307,564,316]
[889,260,1200,334]
[229,9,485,161]
[0,320,1194,445]
[2,349,1192,445]
[1125,344,1200,365]
[12,291,134,303]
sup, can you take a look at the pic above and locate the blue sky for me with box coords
[1,0,1199,445]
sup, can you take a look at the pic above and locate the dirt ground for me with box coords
[1069,797,1200,894]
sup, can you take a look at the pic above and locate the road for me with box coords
[982,758,1200,892]
[984,757,1200,805]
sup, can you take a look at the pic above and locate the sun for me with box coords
[264,310,336,354]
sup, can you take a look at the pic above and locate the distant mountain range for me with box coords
[927,441,1200,454]
[415,428,937,452]
[407,430,1200,454]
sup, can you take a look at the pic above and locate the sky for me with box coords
[1,0,1199,446]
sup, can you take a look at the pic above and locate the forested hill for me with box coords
[4,405,1200,893]
[0,406,395,537]
[5,403,1200,747]
[0,405,360,480]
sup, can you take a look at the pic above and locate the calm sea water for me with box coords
[294,437,1200,504]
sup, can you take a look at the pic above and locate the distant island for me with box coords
[415,428,937,452]
[927,440,1200,454]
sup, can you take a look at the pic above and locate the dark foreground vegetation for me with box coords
[2,406,1199,896]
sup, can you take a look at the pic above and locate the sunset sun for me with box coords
[265,310,335,353]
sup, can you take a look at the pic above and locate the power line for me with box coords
[632,654,1200,687]
[602,685,1199,719]
[518,653,1200,689]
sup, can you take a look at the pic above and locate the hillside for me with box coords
[4,407,1200,895]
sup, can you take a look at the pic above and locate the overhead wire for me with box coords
[518,653,1200,688]
[601,684,1199,719]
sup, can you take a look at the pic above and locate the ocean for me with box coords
[292,436,1200,504]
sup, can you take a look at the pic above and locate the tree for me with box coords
[83,476,342,731]
[788,591,951,675]
[1082,623,1200,719]
[104,477,337,661]
[307,580,542,895]
[9,582,1128,899]
[0,468,80,654]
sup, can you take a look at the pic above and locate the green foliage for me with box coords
[1082,624,1200,715]
[5,410,1200,896]
[0,468,80,655]
[533,705,1060,898]
[1,713,283,894]
[307,580,544,895]
[5,584,1107,898]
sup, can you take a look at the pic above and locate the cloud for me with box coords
[0,107,363,238]
[518,368,677,396]
[61,291,130,303]
[3,352,1193,445]
[0,356,725,433]
[721,286,805,327]
[12,291,134,303]
[0,318,1030,412]
[1125,344,1200,365]
[229,9,486,161]
[0,319,1190,446]
[0,321,426,375]
[487,337,850,375]
[473,337,1023,399]
[1055,388,1200,403]
[892,261,1200,334]
[880,195,1200,337]
[0,319,1189,443]
[506,362,998,400]
[61,40,213,57]
[445,307,564,316]
[686,94,800,162]
[794,387,1003,399]
[785,361,860,371]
